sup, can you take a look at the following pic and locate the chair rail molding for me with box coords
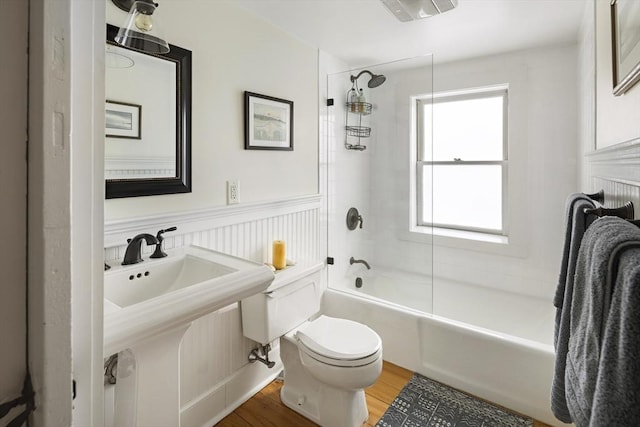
[587,137,640,185]
[104,194,322,248]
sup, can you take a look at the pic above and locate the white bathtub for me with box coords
[322,276,559,426]
[353,271,554,345]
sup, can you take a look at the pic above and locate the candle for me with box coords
[272,240,286,270]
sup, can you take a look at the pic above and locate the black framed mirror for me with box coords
[105,24,191,199]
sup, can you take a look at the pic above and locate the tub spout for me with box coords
[350,257,371,270]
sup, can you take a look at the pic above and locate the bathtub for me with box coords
[321,274,559,426]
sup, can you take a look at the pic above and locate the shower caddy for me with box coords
[345,99,372,151]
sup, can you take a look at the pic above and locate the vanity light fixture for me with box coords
[111,0,170,54]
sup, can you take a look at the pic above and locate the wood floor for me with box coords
[216,361,550,427]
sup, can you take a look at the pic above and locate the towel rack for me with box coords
[584,201,634,220]
[585,190,605,203]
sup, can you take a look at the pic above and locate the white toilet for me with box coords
[241,262,383,427]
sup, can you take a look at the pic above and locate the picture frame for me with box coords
[244,91,293,151]
[611,0,640,96]
[106,100,142,139]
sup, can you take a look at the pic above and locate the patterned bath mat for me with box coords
[376,373,533,427]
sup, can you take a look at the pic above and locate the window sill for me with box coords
[401,225,526,258]
[418,226,508,245]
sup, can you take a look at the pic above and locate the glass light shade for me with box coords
[114,1,170,54]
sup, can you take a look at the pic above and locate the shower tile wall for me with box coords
[104,195,321,427]
[325,58,437,301]
[325,59,435,303]
[326,72,373,289]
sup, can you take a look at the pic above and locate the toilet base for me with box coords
[279,334,370,427]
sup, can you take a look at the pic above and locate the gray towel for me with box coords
[590,246,640,425]
[565,217,640,426]
[554,193,593,310]
[551,196,595,423]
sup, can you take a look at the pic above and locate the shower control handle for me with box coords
[346,207,363,230]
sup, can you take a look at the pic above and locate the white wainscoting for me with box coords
[104,194,322,427]
[586,138,640,213]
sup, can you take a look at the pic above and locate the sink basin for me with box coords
[103,245,275,356]
[105,252,236,308]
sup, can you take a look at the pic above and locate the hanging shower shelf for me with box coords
[345,102,372,115]
[346,126,371,138]
[345,101,372,150]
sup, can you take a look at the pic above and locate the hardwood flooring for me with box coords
[216,361,550,427]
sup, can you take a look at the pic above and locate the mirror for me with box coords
[105,24,191,199]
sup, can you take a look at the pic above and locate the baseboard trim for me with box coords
[180,359,284,427]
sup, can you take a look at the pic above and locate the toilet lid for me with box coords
[295,315,381,361]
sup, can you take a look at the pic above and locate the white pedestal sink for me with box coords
[104,245,274,427]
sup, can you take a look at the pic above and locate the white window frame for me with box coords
[415,85,509,237]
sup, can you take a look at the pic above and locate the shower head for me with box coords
[350,70,386,88]
[368,74,386,88]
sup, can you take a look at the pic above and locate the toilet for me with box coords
[241,262,383,427]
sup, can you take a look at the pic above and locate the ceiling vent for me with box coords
[380,0,458,22]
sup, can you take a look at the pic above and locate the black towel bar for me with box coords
[585,190,605,203]
[584,201,634,220]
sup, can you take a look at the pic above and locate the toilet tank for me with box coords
[241,262,324,345]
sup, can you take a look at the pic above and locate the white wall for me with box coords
[105,0,319,220]
[580,0,640,213]
[426,44,579,300]
[348,44,578,302]
[578,0,596,191]
[594,0,640,149]
[0,0,27,422]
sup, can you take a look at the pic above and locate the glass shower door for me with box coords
[324,55,434,314]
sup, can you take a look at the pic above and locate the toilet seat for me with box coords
[295,315,382,367]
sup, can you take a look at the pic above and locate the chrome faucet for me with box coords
[122,233,159,265]
[349,257,371,270]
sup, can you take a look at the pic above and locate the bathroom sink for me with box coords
[105,251,237,307]
[103,245,275,356]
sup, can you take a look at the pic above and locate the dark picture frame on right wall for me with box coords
[611,0,640,96]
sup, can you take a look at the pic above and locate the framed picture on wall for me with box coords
[105,100,142,139]
[611,0,640,96]
[244,91,293,151]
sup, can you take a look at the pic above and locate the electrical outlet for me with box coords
[227,180,240,204]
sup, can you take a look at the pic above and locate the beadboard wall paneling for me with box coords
[104,195,321,261]
[586,138,640,217]
[103,195,322,427]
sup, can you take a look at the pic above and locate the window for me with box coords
[416,86,508,235]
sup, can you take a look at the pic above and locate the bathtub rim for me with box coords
[324,287,554,354]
